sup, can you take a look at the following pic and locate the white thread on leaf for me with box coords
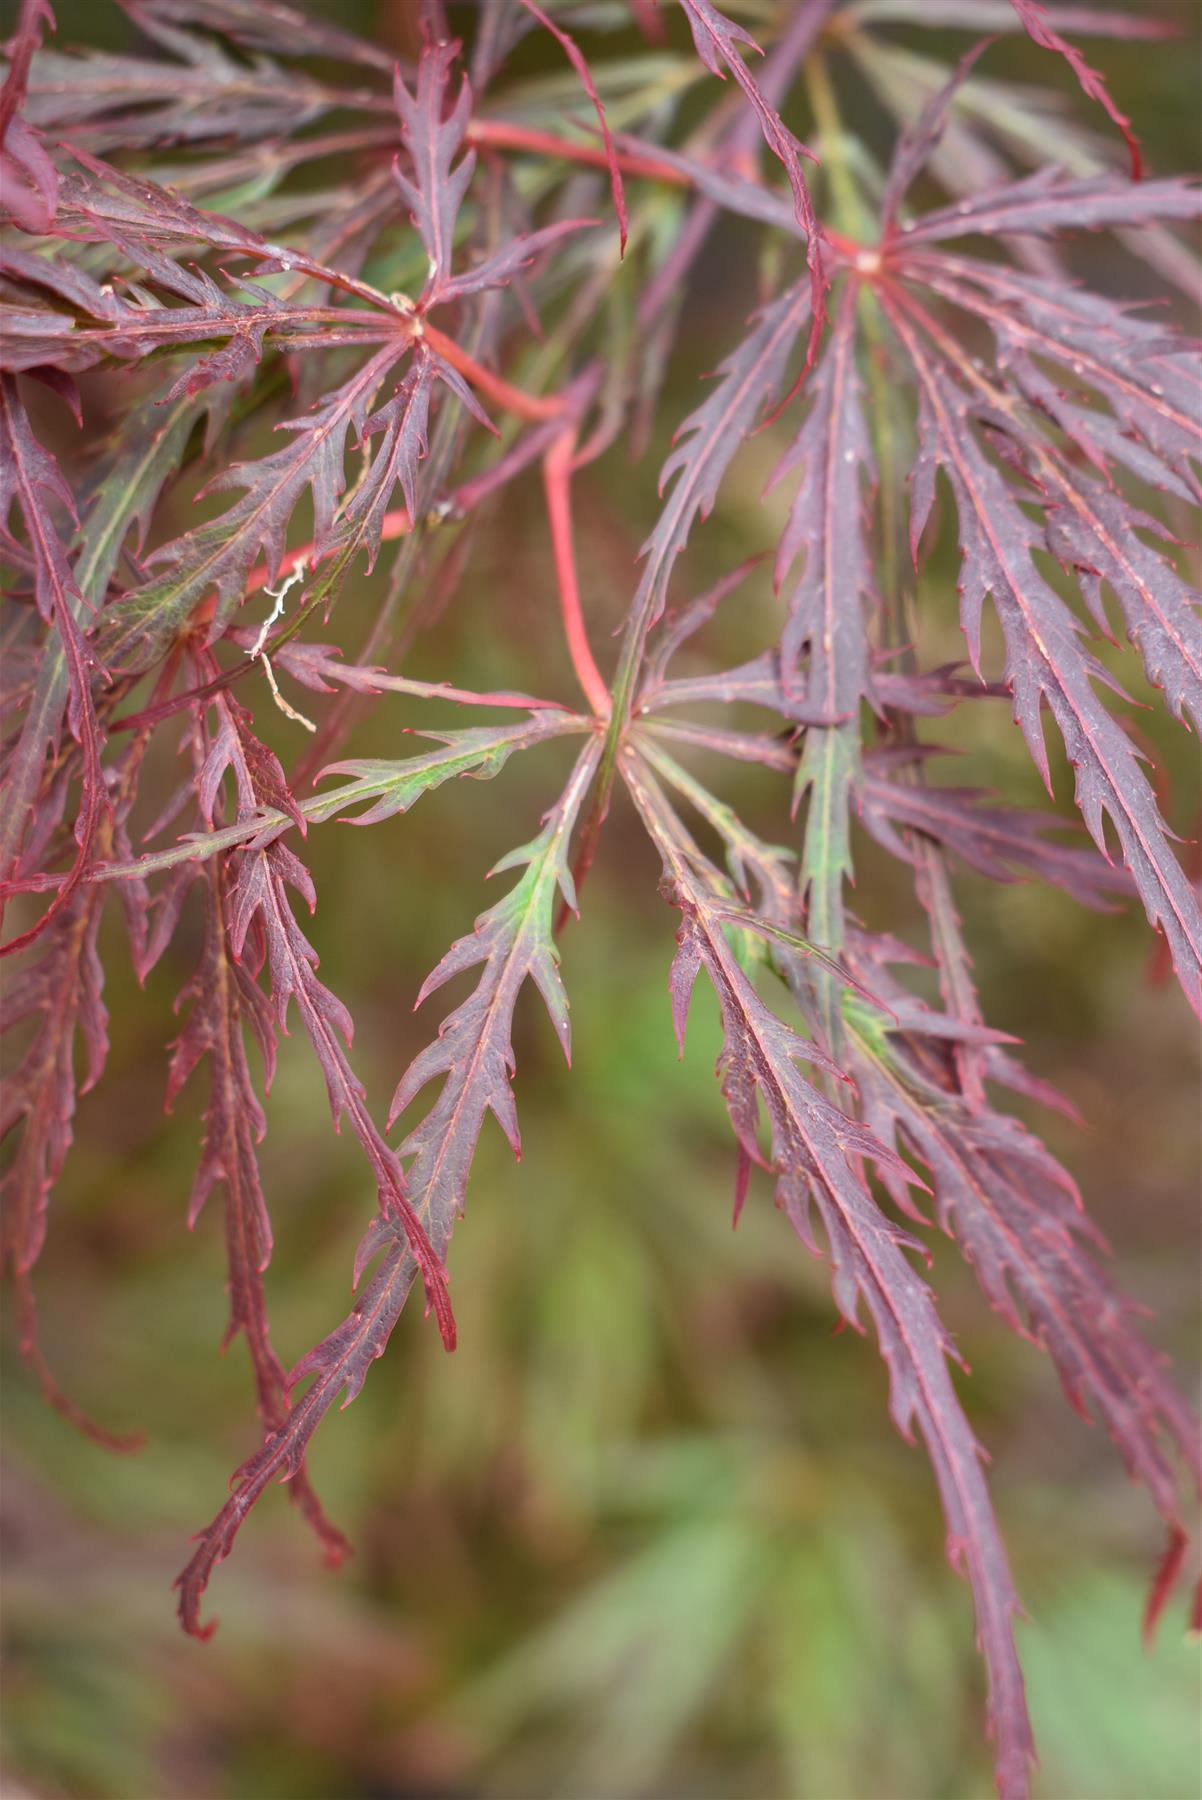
[247,557,308,659]
[261,655,316,732]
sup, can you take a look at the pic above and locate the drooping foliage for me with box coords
[1,2,1198,1792]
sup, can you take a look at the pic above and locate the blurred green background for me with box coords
[2,3,1200,1797]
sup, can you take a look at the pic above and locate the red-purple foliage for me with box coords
[1,3,1198,1792]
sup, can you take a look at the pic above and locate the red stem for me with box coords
[543,428,610,718]
[243,508,411,597]
[421,319,566,422]
[468,117,861,261]
[470,118,687,187]
[178,101,860,727]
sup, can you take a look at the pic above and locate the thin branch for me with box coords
[542,428,611,718]
[421,319,567,422]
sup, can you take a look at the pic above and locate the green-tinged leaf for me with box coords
[1,387,211,883]
[67,713,591,883]
[625,751,1034,1800]
[97,347,405,672]
[173,740,600,1636]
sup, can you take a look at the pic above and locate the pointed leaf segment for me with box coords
[174,738,600,1637]
[624,750,1035,1799]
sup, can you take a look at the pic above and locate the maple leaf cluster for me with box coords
[1,2,1198,1792]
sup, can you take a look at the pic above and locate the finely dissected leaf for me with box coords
[848,1,1170,34]
[53,147,402,313]
[0,0,57,232]
[885,298,1202,1017]
[0,241,396,382]
[638,283,810,639]
[892,167,1200,246]
[0,374,107,951]
[879,37,997,235]
[32,714,590,887]
[227,841,453,1334]
[0,806,143,1448]
[95,321,498,674]
[164,852,347,1563]
[903,254,1202,504]
[386,738,601,1229]
[677,0,825,353]
[848,32,1087,266]
[322,345,480,560]
[769,287,873,1036]
[845,961,1201,1557]
[1,880,107,1312]
[265,639,569,713]
[512,0,628,256]
[1042,477,1202,736]
[890,259,1202,733]
[56,143,282,255]
[861,754,1132,910]
[2,0,1198,1761]
[639,717,798,778]
[880,76,1202,742]
[1006,0,1141,174]
[634,731,797,917]
[625,753,1034,1800]
[392,40,475,303]
[317,716,590,829]
[596,278,812,855]
[0,385,208,903]
[614,126,797,234]
[642,644,993,722]
[436,217,598,307]
[98,348,404,672]
[849,13,1182,273]
[772,288,873,707]
[119,0,397,71]
[24,24,391,150]
[634,736,892,1026]
[638,557,768,701]
[173,678,454,1344]
[175,740,599,1637]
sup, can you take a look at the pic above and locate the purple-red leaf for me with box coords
[677,0,826,359]
[175,743,598,1637]
[436,217,596,306]
[772,287,873,707]
[895,168,1199,247]
[862,757,1133,910]
[0,0,58,232]
[637,282,810,638]
[1006,0,1142,176]
[904,254,1202,502]
[99,346,406,672]
[512,0,628,256]
[0,828,143,1448]
[626,753,1033,1800]
[225,836,453,1341]
[886,295,1202,1016]
[0,374,108,953]
[120,0,396,72]
[846,958,1201,1591]
[166,852,348,1565]
[880,36,997,233]
[393,40,475,303]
